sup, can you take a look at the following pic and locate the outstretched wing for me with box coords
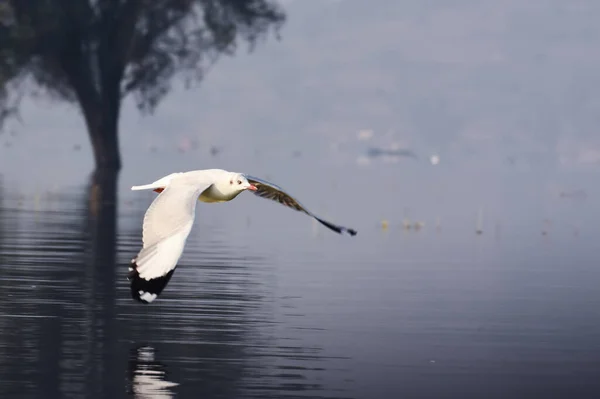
[129,181,211,303]
[244,175,357,236]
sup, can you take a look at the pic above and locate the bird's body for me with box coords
[129,168,356,303]
[131,169,244,203]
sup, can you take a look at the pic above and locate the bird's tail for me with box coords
[131,183,161,191]
[131,173,180,191]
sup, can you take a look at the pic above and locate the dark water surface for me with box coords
[0,179,599,399]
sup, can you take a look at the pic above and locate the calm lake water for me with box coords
[0,177,599,399]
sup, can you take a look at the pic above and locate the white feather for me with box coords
[131,172,182,191]
[133,176,212,280]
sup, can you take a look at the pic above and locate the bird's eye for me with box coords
[237,180,242,185]
[229,180,233,185]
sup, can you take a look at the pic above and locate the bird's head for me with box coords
[226,173,257,194]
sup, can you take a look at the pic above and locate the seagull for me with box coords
[128,169,357,303]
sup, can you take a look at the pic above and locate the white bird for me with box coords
[128,169,357,303]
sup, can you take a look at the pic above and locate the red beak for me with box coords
[247,184,258,191]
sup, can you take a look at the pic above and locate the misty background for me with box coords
[1,0,598,238]
[1,2,600,398]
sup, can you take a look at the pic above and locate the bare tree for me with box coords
[0,1,285,173]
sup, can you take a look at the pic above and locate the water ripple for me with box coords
[0,178,353,399]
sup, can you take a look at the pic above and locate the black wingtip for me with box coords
[128,259,176,304]
[314,217,357,236]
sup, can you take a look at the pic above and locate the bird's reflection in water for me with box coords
[127,346,179,398]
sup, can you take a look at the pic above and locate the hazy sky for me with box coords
[0,0,598,232]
